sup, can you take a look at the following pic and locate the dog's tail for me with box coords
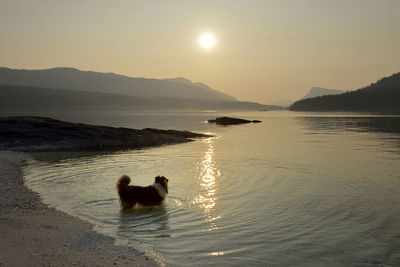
[116,175,131,191]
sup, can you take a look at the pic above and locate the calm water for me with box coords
[24,111,400,266]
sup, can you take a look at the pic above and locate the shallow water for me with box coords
[24,111,400,266]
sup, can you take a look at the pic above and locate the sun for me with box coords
[200,33,215,50]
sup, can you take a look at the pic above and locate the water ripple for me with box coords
[23,113,400,266]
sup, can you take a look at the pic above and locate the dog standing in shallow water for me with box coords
[116,175,168,209]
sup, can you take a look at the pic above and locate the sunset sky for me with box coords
[1,0,400,104]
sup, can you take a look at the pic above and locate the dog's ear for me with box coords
[155,176,168,183]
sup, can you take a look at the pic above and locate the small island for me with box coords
[208,117,262,126]
[0,116,209,152]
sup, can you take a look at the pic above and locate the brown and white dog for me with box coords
[116,175,168,209]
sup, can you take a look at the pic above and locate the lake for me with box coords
[23,111,400,266]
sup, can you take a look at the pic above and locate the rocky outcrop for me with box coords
[207,117,262,125]
[0,116,209,152]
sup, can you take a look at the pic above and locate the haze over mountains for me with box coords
[0,67,235,101]
[0,67,282,112]
[290,72,400,113]
[302,87,345,100]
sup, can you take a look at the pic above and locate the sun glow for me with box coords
[200,33,216,50]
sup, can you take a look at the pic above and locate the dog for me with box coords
[116,175,168,209]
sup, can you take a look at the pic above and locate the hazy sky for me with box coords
[1,0,400,104]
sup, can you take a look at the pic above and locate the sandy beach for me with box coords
[0,151,159,266]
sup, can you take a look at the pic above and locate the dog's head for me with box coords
[155,176,169,193]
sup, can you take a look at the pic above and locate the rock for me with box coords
[0,116,210,152]
[207,117,262,125]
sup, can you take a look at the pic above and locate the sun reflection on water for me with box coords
[191,137,221,231]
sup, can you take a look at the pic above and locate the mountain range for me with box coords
[0,67,283,112]
[0,84,283,112]
[0,67,235,101]
[290,72,400,113]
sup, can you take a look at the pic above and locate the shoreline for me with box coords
[0,151,159,266]
[0,116,209,152]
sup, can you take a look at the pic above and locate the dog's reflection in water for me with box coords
[118,204,170,236]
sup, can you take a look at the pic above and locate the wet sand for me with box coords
[0,151,159,266]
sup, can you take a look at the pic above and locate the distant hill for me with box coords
[302,87,345,100]
[269,100,293,107]
[290,73,400,113]
[0,67,236,101]
[0,85,283,112]
[163,77,233,100]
